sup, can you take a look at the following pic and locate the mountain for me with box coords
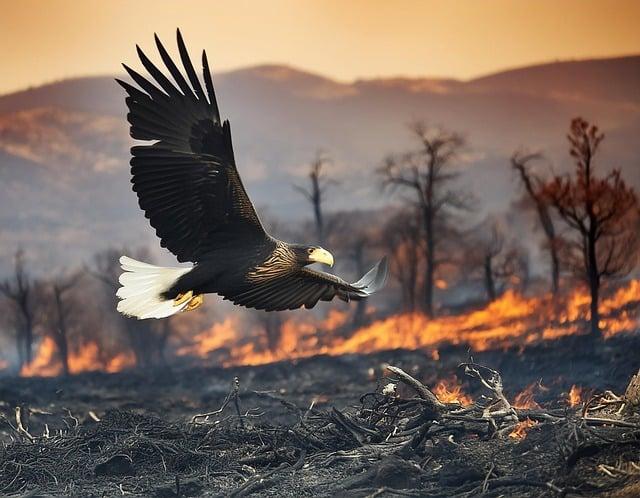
[1,56,639,273]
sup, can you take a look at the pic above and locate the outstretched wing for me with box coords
[117,29,266,263]
[223,257,389,312]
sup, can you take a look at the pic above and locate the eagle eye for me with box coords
[307,248,314,254]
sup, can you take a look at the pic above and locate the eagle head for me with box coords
[292,245,334,268]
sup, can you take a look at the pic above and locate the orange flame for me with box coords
[509,418,538,439]
[433,377,473,405]
[177,280,639,368]
[513,383,542,410]
[568,385,583,407]
[20,337,135,377]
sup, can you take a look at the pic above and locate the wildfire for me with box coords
[512,383,542,410]
[5,279,639,377]
[20,337,135,377]
[509,418,538,439]
[175,280,639,368]
[568,385,583,407]
[433,378,473,405]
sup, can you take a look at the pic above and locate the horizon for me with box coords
[3,52,640,98]
[2,0,640,95]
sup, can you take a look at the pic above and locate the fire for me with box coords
[5,279,639,376]
[20,337,135,377]
[513,383,542,410]
[176,280,639,368]
[433,377,473,405]
[568,385,583,407]
[509,418,538,439]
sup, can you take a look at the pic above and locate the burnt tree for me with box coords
[477,222,521,302]
[379,123,468,316]
[511,151,561,294]
[0,249,36,368]
[382,210,423,312]
[543,118,639,337]
[48,272,83,376]
[293,152,337,246]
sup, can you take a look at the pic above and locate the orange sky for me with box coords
[1,0,639,95]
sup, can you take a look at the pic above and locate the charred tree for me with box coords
[383,210,423,312]
[0,249,36,368]
[543,118,639,337]
[511,151,560,294]
[477,222,521,302]
[48,272,83,376]
[293,152,337,246]
[379,123,468,316]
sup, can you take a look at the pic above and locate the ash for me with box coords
[1,333,640,497]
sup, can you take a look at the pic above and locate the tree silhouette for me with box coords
[378,122,469,316]
[543,118,639,337]
[0,249,36,368]
[293,151,337,246]
[511,151,561,294]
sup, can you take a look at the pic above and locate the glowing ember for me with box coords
[433,377,473,405]
[568,385,583,407]
[509,418,538,439]
[20,337,135,377]
[512,383,542,410]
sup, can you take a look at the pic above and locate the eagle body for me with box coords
[115,30,387,319]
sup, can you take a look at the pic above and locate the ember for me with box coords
[509,418,539,439]
[568,385,583,407]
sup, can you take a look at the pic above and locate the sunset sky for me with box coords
[1,0,639,95]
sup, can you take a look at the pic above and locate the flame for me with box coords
[20,337,135,377]
[6,279,639,376]
[435,279,448,289]
[433,377,473,405]
[509,418,538,439]
[568,385,583,407]
[513,383,541,410]
[176,280,639,368]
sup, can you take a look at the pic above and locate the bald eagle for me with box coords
[115,30,388,319]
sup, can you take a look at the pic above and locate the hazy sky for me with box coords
[2,0,639,95]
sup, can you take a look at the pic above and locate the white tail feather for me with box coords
[116,256,193,319]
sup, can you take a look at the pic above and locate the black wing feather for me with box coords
[224,257,389,312]
[119,31,266,262]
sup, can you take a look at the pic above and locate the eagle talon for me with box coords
[185,294,204,311]
[173,291,193,306]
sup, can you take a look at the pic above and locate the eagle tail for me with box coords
[116,256,193,319]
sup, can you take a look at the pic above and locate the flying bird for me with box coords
[115,30,388,319]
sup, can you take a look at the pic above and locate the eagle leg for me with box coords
[173,290,194,306]
[185,294,204,311]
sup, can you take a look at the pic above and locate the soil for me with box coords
[1,333,639,497]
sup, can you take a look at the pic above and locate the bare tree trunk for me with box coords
[53,289,70,376]
[587,228,601,338]
[550,244,560,295]
[424,208,435,317]
[484,255,496,302]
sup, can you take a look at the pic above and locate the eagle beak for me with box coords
[309,248,334,267]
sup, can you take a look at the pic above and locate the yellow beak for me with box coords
[309,247,334,267]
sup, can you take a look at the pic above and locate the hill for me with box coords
[1,56,639,272]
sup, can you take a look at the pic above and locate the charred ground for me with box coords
[1,332,639,497]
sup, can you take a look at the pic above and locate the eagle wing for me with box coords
[223,257,389,312]
[117,29,265,263]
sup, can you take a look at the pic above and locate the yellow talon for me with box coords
[173,290,193,306]
[185,294,204,311]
